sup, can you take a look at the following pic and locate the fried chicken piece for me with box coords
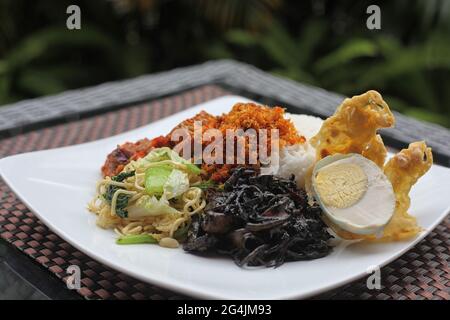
[310,90,395,167]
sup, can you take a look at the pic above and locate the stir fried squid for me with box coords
[184,167,332,267]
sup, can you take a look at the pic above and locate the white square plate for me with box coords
[1,95,449,299]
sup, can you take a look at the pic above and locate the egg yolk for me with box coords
[314,163,368,208]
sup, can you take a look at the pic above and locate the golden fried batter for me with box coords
[309,90,433,242]
[381,141,433,240]
[310,90,395,167]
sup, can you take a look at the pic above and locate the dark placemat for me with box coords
[0,84,449,300]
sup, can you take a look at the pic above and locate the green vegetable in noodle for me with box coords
[185,163,201,175]
[164,169,190,199]
[113,171,136,182]
[114,197,130,218]
[140,147,201,174]
[145,165,173,195]
[173,223,190,241]
[144,165,189,199]
[194,180,216,190]
[103,170,135,218]
[116,234,158,245]
[127,195,179,218]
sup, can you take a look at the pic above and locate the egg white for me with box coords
[312,154,396,235]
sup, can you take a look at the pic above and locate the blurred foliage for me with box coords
[0,0,449,127]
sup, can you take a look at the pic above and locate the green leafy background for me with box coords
[1,0,449,127]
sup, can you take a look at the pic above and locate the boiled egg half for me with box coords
[311,153,395,235]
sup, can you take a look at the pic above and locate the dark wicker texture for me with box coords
[0,85,449,300]
[1,60,450,166]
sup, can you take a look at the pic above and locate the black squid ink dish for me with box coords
[184,167,333,267]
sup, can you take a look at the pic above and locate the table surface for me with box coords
[0,60,449,300]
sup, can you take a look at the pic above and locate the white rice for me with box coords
[263,113,324,188]
[286,113,324,140]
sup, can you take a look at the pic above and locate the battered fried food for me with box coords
[310,90,395,167]
[381,141,433,240]
[310,91,433,241]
